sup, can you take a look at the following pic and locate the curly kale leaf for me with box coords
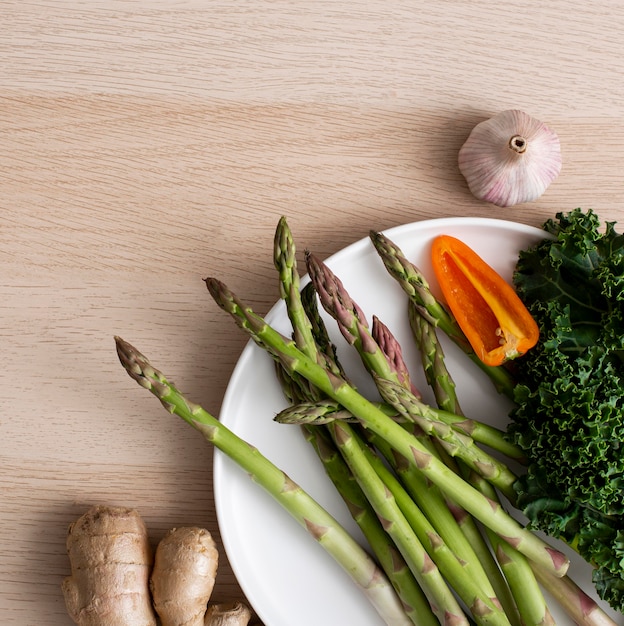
[509,208,624,610]
[514,208,624,352]
[595,567,624,612]
[515,469,624,611]
[510,344,624,516]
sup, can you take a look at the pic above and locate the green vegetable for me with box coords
[204,276,569,578]
[273,216,434,624]
[114,336,413,626]
[509,208,624,611]
[409,308,544,626]
[115,214,622,624]
[305,251,522,495]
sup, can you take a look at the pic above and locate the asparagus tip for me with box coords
[114,336,170,400]
[114,335,142,377]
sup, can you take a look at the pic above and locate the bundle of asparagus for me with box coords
[116,217,616,626]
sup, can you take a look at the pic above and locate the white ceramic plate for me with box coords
[215,217,623,626]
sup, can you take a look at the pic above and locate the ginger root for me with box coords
[150,526,219,626]
[62,505,157,626]
[204,601,252,626]
[63,506,252,626]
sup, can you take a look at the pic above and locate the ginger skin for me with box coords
[150,526,219,626]
[204,601,252,626]
[62,505,157,626]
[63,507,251,626]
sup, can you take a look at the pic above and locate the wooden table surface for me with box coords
[3,1,624,624]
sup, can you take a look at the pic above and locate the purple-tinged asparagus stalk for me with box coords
[372,315,420,396]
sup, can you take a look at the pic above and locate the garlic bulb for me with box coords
[458,109,561,207]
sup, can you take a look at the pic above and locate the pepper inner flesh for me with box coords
[441,252,505,356]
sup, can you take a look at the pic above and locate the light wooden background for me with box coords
[3,1,624,624]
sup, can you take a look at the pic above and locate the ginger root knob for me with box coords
[150,526,219,626]
[61,505,157,626]
[204,602,252,626]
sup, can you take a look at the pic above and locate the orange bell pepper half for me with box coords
[431,234,539,367]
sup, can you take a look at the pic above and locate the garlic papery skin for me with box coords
[458,109,562,208]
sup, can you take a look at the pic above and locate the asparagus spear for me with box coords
[372,315,416,394]
[305,251,519,498]
[374,374,518,502]
[276,398,357,425]
[410,306,554,626]
[301,281,348,380]
[328,421,470,626]
[368,230,515,398]
[115,336,412,626]
[304,426,437,626]
[409,303,460,414]
[274,217,319,364]
[273,216,435,624]
[204,277,569,578]
[531,564,619,626]
[346,426,513,626]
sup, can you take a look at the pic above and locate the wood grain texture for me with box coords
[3,1,624,624]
